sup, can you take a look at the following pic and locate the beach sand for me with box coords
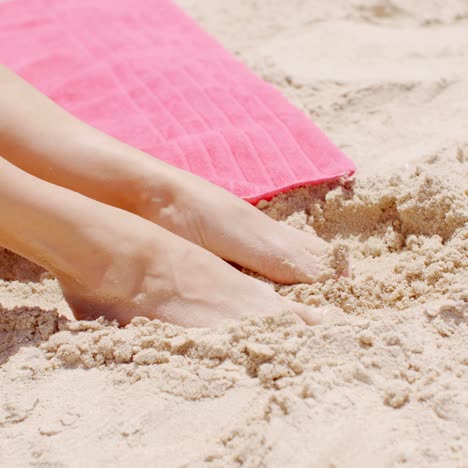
[1,0,467,466]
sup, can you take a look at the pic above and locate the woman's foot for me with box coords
[134,167,348,285]
[56,205,328,328]
[59,218,327,328]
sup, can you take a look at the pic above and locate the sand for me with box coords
[1,0,468,466]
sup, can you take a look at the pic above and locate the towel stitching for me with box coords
[179,64,248,183]
[48,2,191,171]
[134,22,216,178]
[124,66,193,172]
[161,69,217,179]
[49,5,176,163]
[225,93,296,184]
[68,10,194,173]
[221,61,316,178]
[241,91,320,176]
[188,57,273,186]
[135,19,238,182]
[217,58,321,176]
[207,62,275,186]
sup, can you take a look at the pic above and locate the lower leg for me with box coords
[0,157,325,327]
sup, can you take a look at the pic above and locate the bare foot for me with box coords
[135,169,348,285]
[57,204,327,327]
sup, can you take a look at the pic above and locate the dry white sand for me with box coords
[1,0,468,466]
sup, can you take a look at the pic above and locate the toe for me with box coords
[291,303,328,325]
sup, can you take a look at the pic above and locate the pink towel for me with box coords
[0,0,355,203]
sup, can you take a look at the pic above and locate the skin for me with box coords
[0,66,345,327]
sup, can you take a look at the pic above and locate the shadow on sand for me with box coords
[0,305,59,365]
[0,248,47,283]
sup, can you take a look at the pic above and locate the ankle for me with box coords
[125,158,183,220]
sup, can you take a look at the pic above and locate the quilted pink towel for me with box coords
[0,0,355,202]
